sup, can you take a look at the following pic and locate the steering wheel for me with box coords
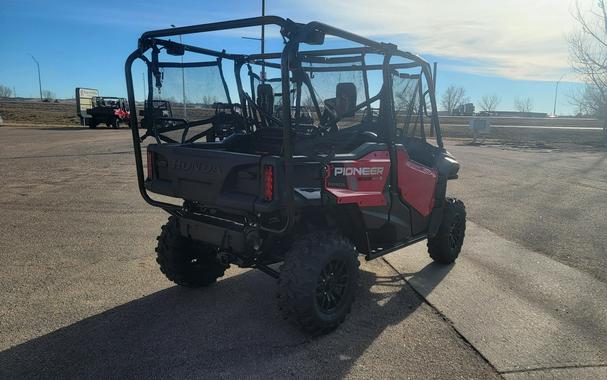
[319,102,339,133]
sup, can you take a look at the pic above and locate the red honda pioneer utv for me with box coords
[125,16,466,335]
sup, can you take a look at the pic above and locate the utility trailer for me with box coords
[125,16,466,335]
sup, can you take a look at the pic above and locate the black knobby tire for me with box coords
[427,198,466,264]
[278,232,359,335]
[155,216,228,288]
[88,119,97,129]
[111,118,120,129]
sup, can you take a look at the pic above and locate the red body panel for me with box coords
[114,109,131,121]
[396,148,437,216]
[325,149,437,215]
[325,151,391,207]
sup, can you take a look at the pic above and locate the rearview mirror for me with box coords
[165,41,185,56]
[303,29,325,45]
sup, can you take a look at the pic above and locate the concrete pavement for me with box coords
[384,221,607,378]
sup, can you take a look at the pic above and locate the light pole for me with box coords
[171,24,187,118]
[29,55,42,101]
[241,0,266,82]
[552,74,566,117]
[142,72,146,102]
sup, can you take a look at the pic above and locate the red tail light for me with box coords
[147,150,154,180]
[263,165,274,201]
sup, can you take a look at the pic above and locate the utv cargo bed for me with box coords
[146,143,283,213]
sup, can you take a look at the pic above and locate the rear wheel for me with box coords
[155,216,228,288]
[110,118,120,129]
[427,198,466,264]
[278,232,359,335]
[88,118,97,129]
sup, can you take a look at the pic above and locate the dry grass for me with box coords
[1,99,604,147]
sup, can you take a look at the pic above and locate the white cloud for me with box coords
[281,0,577,81]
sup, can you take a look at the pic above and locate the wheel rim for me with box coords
[448,215,464,250]
[315,259,349,313]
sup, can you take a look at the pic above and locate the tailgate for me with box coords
[146,144,263,212]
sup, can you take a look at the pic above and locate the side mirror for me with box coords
[336,83,357,117]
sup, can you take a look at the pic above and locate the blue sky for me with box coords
[0,0,584,114]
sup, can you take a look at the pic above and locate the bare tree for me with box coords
[41,90,56,101]
[0,84,13,98]
[514,96,534,113]
[394,83,419,117]
[440,85,468,115]
[571,85,604,116]
[479,94,501,113]
[201,95,217,107]
[568,0,607,142]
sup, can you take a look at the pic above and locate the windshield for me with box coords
[153,63,230,120]
[302,58,373,129]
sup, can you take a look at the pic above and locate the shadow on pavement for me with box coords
[0,262,452,379]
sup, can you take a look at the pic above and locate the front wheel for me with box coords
[427,198,466,264]
[278,232,359,335]
[110,118,120,129]
[155,216,228,288]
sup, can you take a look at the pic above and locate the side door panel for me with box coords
[324,150,391,207]
[396,147,437,217]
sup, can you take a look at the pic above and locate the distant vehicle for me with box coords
[86,96,130,129]
[452,103,475,116]
[139,100,173,130]
[75,87,130,129]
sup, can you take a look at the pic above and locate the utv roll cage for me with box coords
[124,16,443,231]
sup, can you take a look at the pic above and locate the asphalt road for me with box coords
[1,126,606,378]
[445,123,604,131]
[0,127,498,379]
[446,141,607,283]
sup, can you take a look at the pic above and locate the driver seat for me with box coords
[335,82,357,117]
[257,84,274,116]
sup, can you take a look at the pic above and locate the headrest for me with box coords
[257,84,274,116]
[336,82,357,117]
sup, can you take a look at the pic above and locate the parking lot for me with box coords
[1,126,606,378]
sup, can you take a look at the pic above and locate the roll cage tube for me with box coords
[125,49,181,212]
[280,38,298,229]
[125,16,444,221]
